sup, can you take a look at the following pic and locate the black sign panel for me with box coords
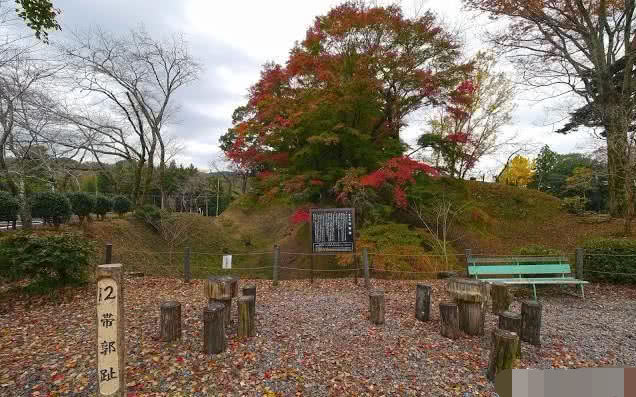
[311,208,355,253]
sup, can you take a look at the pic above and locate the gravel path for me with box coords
[0,278,634,396]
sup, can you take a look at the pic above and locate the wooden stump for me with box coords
[205,276,232,300]
[439,302,460,339]
[490,283,512,314]
[498,311,522,356]
[242,285,256,306]
[369,289,385,325]
[210,295,232,326]
[219,275,239,298]
[203,303,226,354]
[415,284,432,322]
[486,329,519,382]
[238,296,255,338]
[520,300,542,346]
[458,300,484,336]
[160,301,182,342]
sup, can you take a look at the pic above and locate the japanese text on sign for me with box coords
[97,277,119,394]
[311,208,355,253]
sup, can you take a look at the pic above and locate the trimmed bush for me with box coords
[94,195,113,220]
[583,238,636,283]
[0,232,94,284]
[0,191,20,222]
[561,196,588,215]
[68,192,96,224]
[112,195,132,217]
[31,192,72,227]
[135,204,161,229]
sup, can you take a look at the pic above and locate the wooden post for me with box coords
[160,301,182,342]
[211,295,232,326]
[205,276,232,301]
[238,296,255,338]
[369,289,385,325]
[353,252,358,285]
[242,285,256,307]
[218,275,238,298]
[520,300,542,346]
[363,248,370,289]
[576,247,584,280]
[465,248,472,276]
[490,283,512,314]
[96,264,125,397]
[273,245,279,287]
[183,247,191,283]
[458,300,484,336]
[486,329,519,382]
[439,302,460,339]
[415,284,432,321]
[104,243,113,265]
[310,254,315,284]
[498,311,522,357]
[203,302,226,354]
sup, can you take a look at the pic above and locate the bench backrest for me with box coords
[468,256,572,278]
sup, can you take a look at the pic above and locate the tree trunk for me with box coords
[490,283,512,314]
[486,329,519,382]
[203,303,226,354]
[605,109,629,218]
[520,300,542,346]
[439,302,460,339]
[238,296,255,338]
[242,285,256,306]
[369,289,385,325]
[160,301,182,342]
[132,159,145,207]
[498,311,522,357]
[415,284,431,321]
[458,300,484,336]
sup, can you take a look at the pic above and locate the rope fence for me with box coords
[101,243,636,283]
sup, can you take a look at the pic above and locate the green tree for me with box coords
[15,0,61,42]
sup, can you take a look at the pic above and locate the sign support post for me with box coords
[96,264,125,397]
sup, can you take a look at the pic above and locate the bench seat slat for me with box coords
[468,264,571,275]
[480,278,589,285]
[470,256,568,264]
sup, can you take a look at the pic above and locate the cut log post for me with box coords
[205,276,232,300]
[486,329,520,382]
[242,285,256,307]
[369,289,385,325]
[520,300,542,346]
[210,295,232,326]
[415,284,432,321]
[498,311,522,357]
[490,283,512,314]
[160,301,182,342]
[219,275,238,298]
[439,302,460,339]
[203,303,226,354]
[458,300,484,336]
[238,296,255,338]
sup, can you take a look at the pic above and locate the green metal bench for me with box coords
[467,256,589,299]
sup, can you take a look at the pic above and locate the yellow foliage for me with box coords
[499,155,534,186]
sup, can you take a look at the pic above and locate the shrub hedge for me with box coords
[112,195,132,216]
[0,232,94,284]
[0,191,19,222]
[67,192,96,223]
[583,238,636,283]
[31,192,72,227]
[94,195,113,220]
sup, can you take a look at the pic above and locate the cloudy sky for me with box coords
[51,0,600,177]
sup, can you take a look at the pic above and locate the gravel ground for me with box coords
[0,278,634,396]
